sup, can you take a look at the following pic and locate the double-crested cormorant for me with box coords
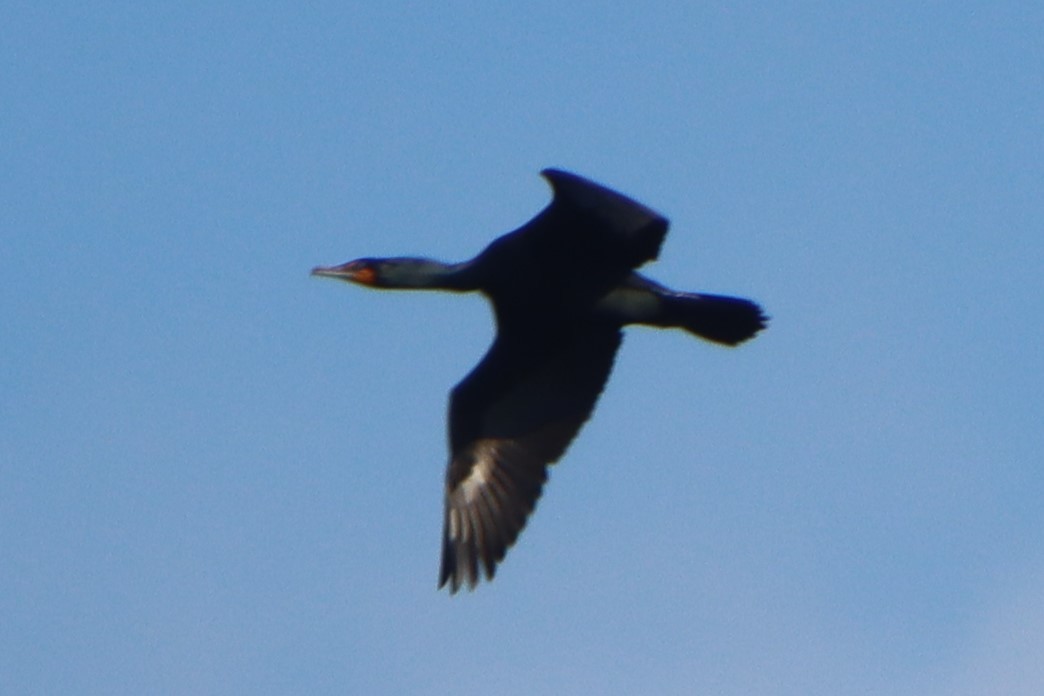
[313,169,767,593]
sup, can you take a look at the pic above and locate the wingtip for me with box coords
[539,166,569,183]
[539,167,596,193]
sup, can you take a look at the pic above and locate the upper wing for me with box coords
[438,324,623,592]
[471,171,669,311]
[539,168,669,269]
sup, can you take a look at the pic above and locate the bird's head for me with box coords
[311,256,478,291]
[311,258,381,286]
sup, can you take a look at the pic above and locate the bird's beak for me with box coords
[311,264,352,280]
[309,262,359,281]
[311,262,378,286]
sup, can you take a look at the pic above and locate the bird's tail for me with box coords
[661,292,768,346]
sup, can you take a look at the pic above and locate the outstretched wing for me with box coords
[539,168,668,269]
[438,324,623,593]
[469,171,670,319]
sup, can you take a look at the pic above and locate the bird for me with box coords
[312,168,767,593]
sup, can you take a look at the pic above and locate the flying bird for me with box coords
[312,169,767,593]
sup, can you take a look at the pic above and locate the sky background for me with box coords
[3,2,1043,694]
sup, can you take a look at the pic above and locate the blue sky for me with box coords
[3,2,1042,694]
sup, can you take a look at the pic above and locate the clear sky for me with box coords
[3,2,1043,694]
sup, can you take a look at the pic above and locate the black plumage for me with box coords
[312,169,767,593]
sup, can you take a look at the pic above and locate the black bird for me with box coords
[313,169,767,593]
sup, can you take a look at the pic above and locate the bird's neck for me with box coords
[378,258,481,292]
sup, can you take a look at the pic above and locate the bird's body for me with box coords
[313,169,767,592]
